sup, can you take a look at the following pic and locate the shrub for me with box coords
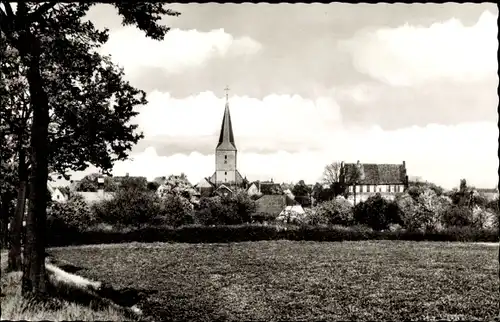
[471,206,497,229]
[193,193,256,226]
[276,210,307,225]
[441,205,473,228]
[353,194,402,231]
[91,189,162,228]
[47,197,96,231]
[160,195,194,227]
[312,197,354,226]
[251,212,276,224]
[45,223,499,247]
[395,192,445,232]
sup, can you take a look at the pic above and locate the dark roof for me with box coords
[343,163,406,185]
[216,102,236,151]
[254,195,297,216]
[477,188,498,193]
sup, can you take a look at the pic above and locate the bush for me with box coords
[92,189,162,228]
[311,197,354,226]
[45,224,498,247]
[251,212,276,224]
[276,210,307,225]
[441,205,473,228]
[193,193,256,226]
[47,197,96,231]
[395,192,444,232]
[353,194,402,231]
[160,194,194,227]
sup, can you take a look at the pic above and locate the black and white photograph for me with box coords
[1,2,498,321]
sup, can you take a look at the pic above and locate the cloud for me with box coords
[339,10,498,86]
[133,90,343,154]
[100,27,262,76]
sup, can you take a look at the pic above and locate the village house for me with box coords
[246,179,283,197]
[253,194,305,222]
[340,160,409,204]
[476,187,499,201]
[47,183,68,203]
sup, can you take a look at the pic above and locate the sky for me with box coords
[57,3,498,190]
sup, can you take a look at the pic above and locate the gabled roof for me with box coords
[254,195,297,216]
[196,177,216,189]
[216,184,233,193]
[477,188,499,193]
[216,102,236,151]
[343,163,406,185]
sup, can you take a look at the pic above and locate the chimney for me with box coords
[258,181,261,193]
[402,160,406,168]
[126,172,129,177]
[97,177,105,198]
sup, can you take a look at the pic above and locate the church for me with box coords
[196,89,247,197]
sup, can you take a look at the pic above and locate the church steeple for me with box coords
[216,86,236,150]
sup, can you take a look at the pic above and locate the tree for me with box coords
[1,44,32,271]
[342,163,362,206]
[0,2,180,295]
[119,176,148,192]
[157,174,199,206]
[353,194,402,231]
[322,161,342,186]
[311,183,334,204]
[292,180,312,207]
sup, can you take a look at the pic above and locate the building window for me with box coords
[225,155,227,159]
[367,185,370,193]
[360,185,363,193]
[225,172,227,175]
[388,185,391,193]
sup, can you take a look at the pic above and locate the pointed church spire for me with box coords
[217,86,236,150]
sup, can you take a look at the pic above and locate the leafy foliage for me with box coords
[308,197,354,226]
[160,194,194,227]
[292,180,312,207]
[91,189,162,228]
[259,183,283,195]
[156,174,198,205]
[193,193,256,226]
[47,197,96,231]
[353,194,402,231]
[441,205,474,228]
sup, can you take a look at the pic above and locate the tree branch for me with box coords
[27,2,57,25]
[1,2,14,18]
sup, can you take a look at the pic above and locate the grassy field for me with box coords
[48,241,499,321]
[1,250,135,321]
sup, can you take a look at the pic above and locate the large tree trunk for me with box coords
[7,150,27,272]
[21,36,50,296]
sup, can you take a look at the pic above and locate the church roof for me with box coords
[216,102,236,151]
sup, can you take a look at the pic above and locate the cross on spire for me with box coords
[224,85,230,102]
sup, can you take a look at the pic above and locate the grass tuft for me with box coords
[0,251,139,321]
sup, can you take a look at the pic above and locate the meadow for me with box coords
[48,240,499,321]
